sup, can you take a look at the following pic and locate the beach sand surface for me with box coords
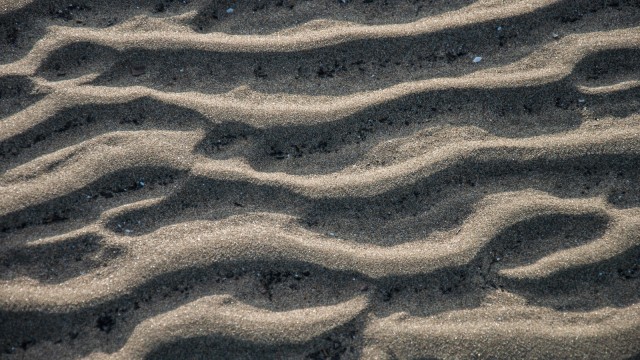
[1,0,639,358]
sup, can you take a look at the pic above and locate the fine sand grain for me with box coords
[1,0,639,359]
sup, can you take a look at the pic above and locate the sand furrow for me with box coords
[87,295,367,359]
[499,209,640,279]
[1,122,638,244]
[0,130,199,217]
[0,27,633,152]
[29,11,640,96]
[2,190,638,311]
[1,121,637,225]
[0,0,565,73]
[1,27,636,152]
[192,124,640,197]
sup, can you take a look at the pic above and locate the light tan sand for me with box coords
[1,0,639,359]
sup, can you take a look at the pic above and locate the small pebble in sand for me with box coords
[497,26,503,31]
[327,232,336,237]
[226,7,234,14]
[473,56,482,63]
[552,32,560,40]
[578,98,586,104]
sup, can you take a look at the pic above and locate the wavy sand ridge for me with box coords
[1,0,639,359]
[363,303,640,359]
[1,120,638,219]
[0,0,566,71]
[94,295,369,360]
[2,190,639,312]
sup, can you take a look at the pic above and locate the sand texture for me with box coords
[1,0,640,359]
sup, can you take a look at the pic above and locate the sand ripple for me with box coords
[1,0,639,358]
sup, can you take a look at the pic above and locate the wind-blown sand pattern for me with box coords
[1,0,639,359]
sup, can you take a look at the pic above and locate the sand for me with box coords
[1,0,639,359]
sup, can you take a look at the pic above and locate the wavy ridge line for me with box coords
[2,190,637,310]
[578,80,640,95]
[0,25,633,147]
[191,122,640,197]
[0,0,563,75]
[500,208,640,279]
[0,130,200,216]
[1,26,636,145]
[88,295,367,359]
[1,121,638,218]
[363,303,640,359]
